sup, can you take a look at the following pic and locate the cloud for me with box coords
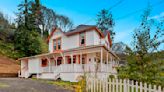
[148,12,164,20]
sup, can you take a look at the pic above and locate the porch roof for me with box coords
[63,45,118,58]
[18,52,61,61]
[18,45,119,61]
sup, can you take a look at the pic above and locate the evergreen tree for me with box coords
[118,6,164,86]
[96,9,115,41]
[14,0,48,57]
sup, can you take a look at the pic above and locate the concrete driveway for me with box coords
[0,78,74,92]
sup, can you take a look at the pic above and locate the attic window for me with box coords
[80,32,85,46]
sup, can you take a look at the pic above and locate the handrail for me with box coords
[54,73,60,80]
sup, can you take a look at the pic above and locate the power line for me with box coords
[83,0,124,24]
[115,0,164,20]
[83,0,164,24]
[108,0,125,10]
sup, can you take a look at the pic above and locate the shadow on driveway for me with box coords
[0,78,74,92]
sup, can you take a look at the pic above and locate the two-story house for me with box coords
[18,25,119,82]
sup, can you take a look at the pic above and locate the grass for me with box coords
[32,78,78,91]
[0,83,10,88]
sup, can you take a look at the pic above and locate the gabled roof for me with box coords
[47,25,105,42]
[65,25,104,37]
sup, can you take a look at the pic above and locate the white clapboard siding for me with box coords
[86,78,163,92]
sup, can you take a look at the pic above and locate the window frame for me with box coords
[53,37,62,52]
[41,59,48,67]
[79,32,86,46]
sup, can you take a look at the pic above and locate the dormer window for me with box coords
[53,38,61,51]
[80,32,85,46]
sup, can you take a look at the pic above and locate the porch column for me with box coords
[55,58,57,67]
[46,57,51,72]
[107,52,108,72]
[80,54,82,72]
[80,53,82,65]
[100,48,103,72]
[71,55,73,72]
[63,55,65,64]
[49,59,51,72]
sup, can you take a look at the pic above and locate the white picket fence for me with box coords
[86,78,163,92]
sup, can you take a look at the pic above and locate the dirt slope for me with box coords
[0,55,20,73]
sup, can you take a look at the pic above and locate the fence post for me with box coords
[153,85,157,92]
[100,79,101,92]
[120,79,122,92]
[123,79,127,92]
[140,82,142,92]
[91,78,93,92]
[94,78,96,92]
[102,78,105,92]
[144,83,147,92]
[116,79,118,92]
[158,86,161,92]
[135,81,138,92]
[131,80,134,92]
[113,78,115,92]
[86,78,88,92]
[106,78,108,92]
[148,84,151,92]
[127,79,130,92]
[109,78,111,92]
[103,78,105,92]
[96,79,99,92]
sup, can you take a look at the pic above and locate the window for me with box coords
[57,57,62,65]
[67,56,76,64]
[42,59,48,67]
[80,32,85,46]
[53,41,57,50]
[53,38,61,51]
[58,39,61,50]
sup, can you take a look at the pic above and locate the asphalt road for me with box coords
[0,78,74,92]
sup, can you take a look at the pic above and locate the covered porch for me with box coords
[40,45,119,73]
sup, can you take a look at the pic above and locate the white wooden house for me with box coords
[18,25,119,82]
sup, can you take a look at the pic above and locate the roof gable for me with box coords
[47,27,64,42]
[47,25,105,42]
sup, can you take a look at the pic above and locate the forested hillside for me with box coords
[0,0,73,59]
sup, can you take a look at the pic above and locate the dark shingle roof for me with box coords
[64,25,104,37]
[65,25,96,35]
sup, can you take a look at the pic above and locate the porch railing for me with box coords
[41,63,118,73]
